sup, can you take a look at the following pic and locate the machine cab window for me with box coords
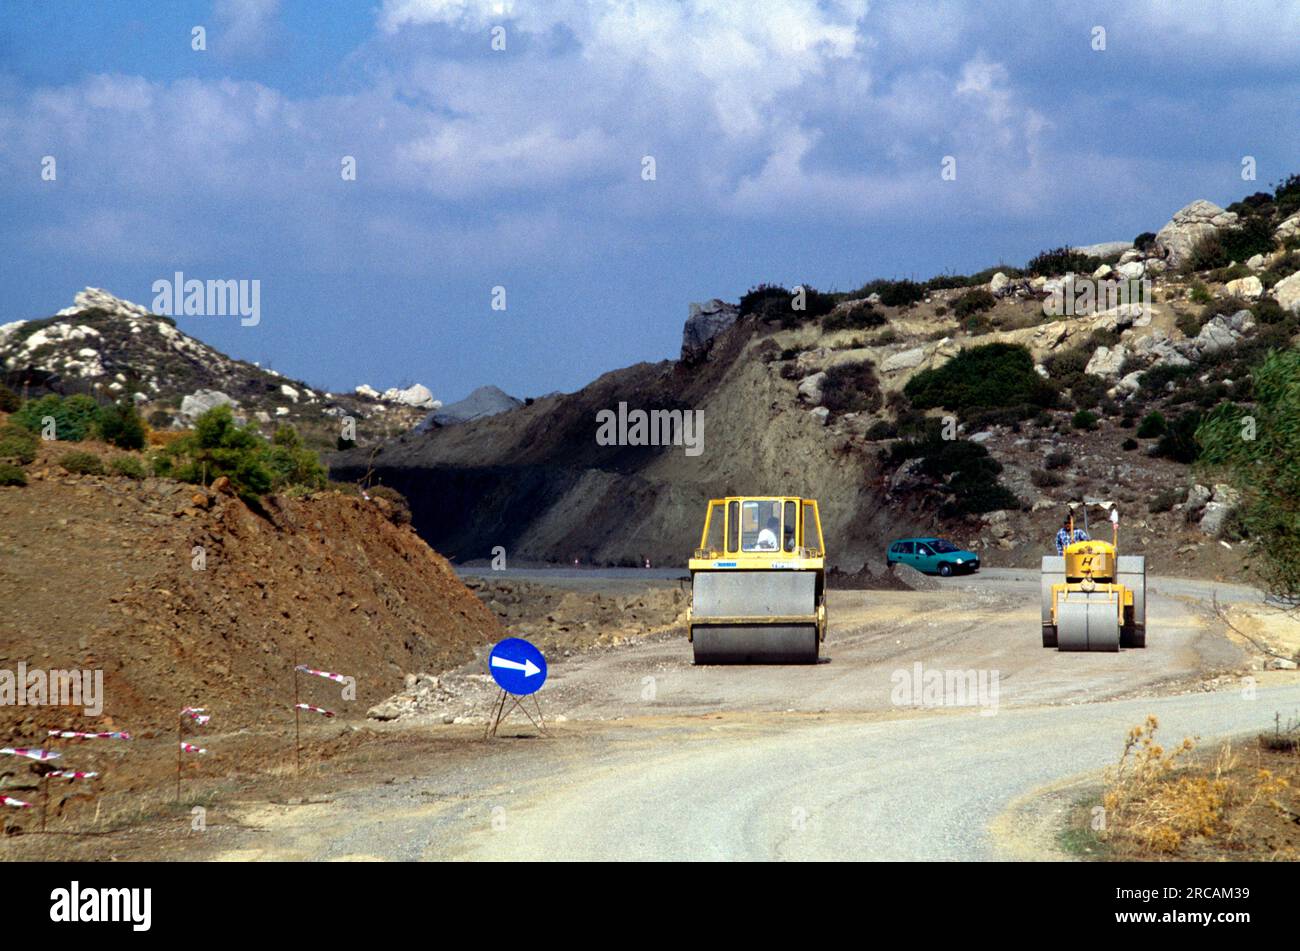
[740,499,782,552]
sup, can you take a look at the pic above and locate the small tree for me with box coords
[1197,349,1300,600]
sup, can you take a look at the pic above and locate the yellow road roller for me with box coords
[1041,502,1146,651]
[687,496,827,664]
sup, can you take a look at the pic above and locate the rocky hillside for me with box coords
[0,288,435,449]
[332,181,1300,575]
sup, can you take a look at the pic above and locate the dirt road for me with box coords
[199,569,1296,862]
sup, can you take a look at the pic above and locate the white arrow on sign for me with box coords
[491,655,541,677]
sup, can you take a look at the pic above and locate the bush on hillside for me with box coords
[12,394,100,441]
[904,342,1056,421]
[1134,232,1157,252]
[738,283,835,327]
[153,406,325,500]
[887,434,1020,516]
[1136,411,1167,438]
[0,423,38,464]
[1072,410,1099,431]
[953,288,996,320]
[822,299,885,333]
[820,361,882,414]
[1027,246,1101,277]
[0,462,27,486]
[1154,410,1203,463]
[95,400,147,450]
[110,455,148,479]
[0,383,19,413]
[59,450,105,475]
[1197,348,1300,598]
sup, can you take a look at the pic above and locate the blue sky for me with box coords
[2,0,1298,402]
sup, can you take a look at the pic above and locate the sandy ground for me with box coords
[6,567,1294,862]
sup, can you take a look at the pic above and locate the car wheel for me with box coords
[938,563,953,577]
[886,559,895,567]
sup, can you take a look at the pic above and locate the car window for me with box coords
[899,542,914,554]
[783,500,797,552]
[931,540,959,553]
[917,544,932,557]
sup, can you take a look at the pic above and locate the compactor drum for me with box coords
[687,497,827,664]
[1041,503,1146,652]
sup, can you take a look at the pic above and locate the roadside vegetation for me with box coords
[1095,716,1298,859]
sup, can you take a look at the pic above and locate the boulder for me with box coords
[1224,275,1263,300]
[1276,212,1300,242]
[681,299,739,363]
[1091,264,1113,279]
[880,346,928,373]
[809,406,830,426]
[1198,501,1234,538]
[1247,253,1266,270]
[1085,344,1128,379]
[797,371,827,405]
[1186,483,1211,514]
[1193,315,1241,356]
[1117,370,1144,393]
[179,388,236,422]
[382,383,439,409]
[989,272,1010,295]
[1153,200,1240,268]
[1273,270,1300,314]
[1115,260,1146,280]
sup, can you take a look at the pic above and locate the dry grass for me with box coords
[1100,715,1299,859]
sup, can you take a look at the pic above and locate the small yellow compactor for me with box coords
[1042,502,1146,652]
[687,497,827,664]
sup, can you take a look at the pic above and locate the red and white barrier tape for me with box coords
[47,770,98,781]
[294,703,335,718]
[180,707,210,726]
[294,665,349,685]
[48,730,132,741]
[179,742,206,754]
[0,747,61,762]
[2,796,31,808]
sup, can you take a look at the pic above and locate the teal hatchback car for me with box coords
[886,538,980,577]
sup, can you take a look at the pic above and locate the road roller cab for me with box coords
[687,497,827,664]
[1041,502,1146,651]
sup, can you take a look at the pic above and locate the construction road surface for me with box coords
[216,570,1300,862]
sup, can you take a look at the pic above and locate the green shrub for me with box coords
[1218,217,1276,264]
[822,300,884,333]
[953,288,996,319]
[1139,362,1195,396]
[877,280,926,308]
[0,423,38,464]
[820,361,882,414]
[1273,172,1300,218]
[12,394,100,441]
[739,283,835,327]
[1070,374,1107,410]
[1154,411,1203,463]
[1136,411,1167,438]
[1072,410,1099,430]
[1122,437,1139,451]
[1027,246,1101,277]
[1031,468,1063,488]
[1134,232,1157,252]
[110,455,148,479]
[1044,450,1073,470]
[1188,282,1213,304]
[904,342,1056,421]
[59,450,104,475]
[0,383,19,413]
[0,462,27,486]
[95,400,146,450]
[153,406,325,500]
[1197,348,1300,597]
[887,434,1019,516]
[864,420,898,441]
[1044,348,1089,389]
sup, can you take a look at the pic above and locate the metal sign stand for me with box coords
[483,689,548,739]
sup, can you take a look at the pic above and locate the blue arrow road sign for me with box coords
[487,637,548,696]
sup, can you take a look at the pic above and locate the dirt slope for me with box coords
[0,446,504,740]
